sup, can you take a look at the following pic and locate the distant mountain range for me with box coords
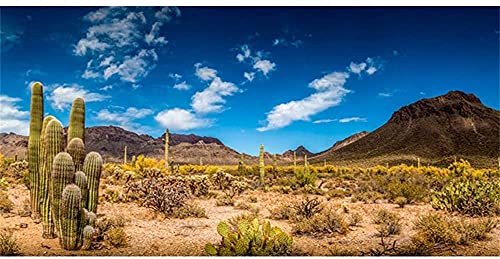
[1,91,499,167]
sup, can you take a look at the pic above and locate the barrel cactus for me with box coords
[60,184,82,250]
[51,152,76,237]
[83,152,102,213]
[67,97,85,144]
[28,82,44,219]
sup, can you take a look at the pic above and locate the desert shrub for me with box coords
[125,178,190,216]
[0,178,8,190]
[294,168,316,188]
[0,229,19,256]
[106,227,127,247]
[348,212,363,226]
[326,188,352,199]
[103,188,126,203]
[431,177,500,216]
[291,196,323,220]
[386,180,426,204]
[373,209,401,237]
[269,185,292,194]
[0,191,13,214]
[184,175,211,197]
[121,155,167,178]
[205,218,293,256]
[351,191,383,204]
[211,170,249,198]
[293,208,349,236]
[269,203,296,221]
[247,195,258,203]
[216,195,235,206]
[171,203,207,219]
[394,196,408,208]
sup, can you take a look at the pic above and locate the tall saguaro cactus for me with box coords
[74,171,88,212]
[66,138,85,172]
[259,144,265,187]
[41,119,64,238]
[28,82,44,219]
[83,152,102,213]
[67,97,85,144]
[165,128,170,171]
[60,184,82,250]
[51,152,76,237]
[304,154,309,174]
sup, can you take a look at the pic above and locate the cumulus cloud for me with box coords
[195,63,218,81]
[236,44,276,80]
[75,7,180,84]
[47,84,109,111]
[154,108,212,131]
[348,62,367,74]
[191,76,240,113]
[0,95,30,135]
[173,81,191,90]
[253,60,276,76]
[258,72,351,131]
[96,106,154,133]
[338,117,367,123]
[243,72,255,82]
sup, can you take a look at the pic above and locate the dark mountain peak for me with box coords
[159,131,223,146]
[389,90,487,124]
[282,145,314,158]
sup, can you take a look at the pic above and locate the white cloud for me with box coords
[378,92,393,97]
[236,45,251,62]
[96,106,153,133]
[243,72,255,82]
[100,85,113,91]
[0,95,29,135]
[338,117,367,123]
[191,77,240,113]
[47,84,109,111]
[365,57,382,75]
[195,63,218,81]
[253,60,276,76]
[173,81,191,90]
[312,119,337,124]
[169,73,182,80]
[366,67,378,75]
[258,72,351,131]
[75,7,180,84]
[348,62,367,74]
[154,108,212,131]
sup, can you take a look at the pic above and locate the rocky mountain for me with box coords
[0,133,28,159]
[282,145,314,158]
[311,91,500,167]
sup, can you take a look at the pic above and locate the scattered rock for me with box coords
[19,223,28,228]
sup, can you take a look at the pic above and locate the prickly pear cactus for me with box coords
[83,152,103,213]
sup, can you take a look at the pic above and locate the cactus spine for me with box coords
[28,82,43,219]
[60,184,81,250]
[123,145,127,164]
[83,152,102,213]
[51,152,76,237]
[41,119,64,238]
[165,128,169,171]
[67,97,85,144]
[259,144,265,187]
[74,171,88,212]
[66,138,85,172]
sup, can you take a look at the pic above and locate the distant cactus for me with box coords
[51,152,76,237]
[83,152,102,213]
[259,144,265,187]
[66,138,85,172]
[67,97,85,144]
[304,155,309,174]
[123,145,127,164]
[74,171,88,211]
[165,128,169,171]
[60,184,82,250]
[41,119,64,238]
[293,151,297,173]
[82,225,95,250]
[28,82,44,219]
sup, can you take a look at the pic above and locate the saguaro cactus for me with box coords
[66,138,85,172]
[74,171,88,211]
[28,82,44,219]
[67,97,85,144]
[41,119,64,238]
[304,155,309,174]
[51,152,76,237]
[60,184,82,250]
[123,145,127,164]
[83,152,102,213]
[165,128,169,170]
[259,144,265,187]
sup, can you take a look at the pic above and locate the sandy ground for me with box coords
[1,184,499,256]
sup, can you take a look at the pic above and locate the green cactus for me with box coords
[74,171,88,211]
[66,138,85,172]
[51,152,76,237]
[165,128,169,171]
[304,154,309,174]
[41,119,64,238]
[82,225,95,250]
[83,152,102,213]
[60,184,82,250]
[28,82,44,219]
[67,97,85,144]
[259,144,265,187]
[206,218,293,256]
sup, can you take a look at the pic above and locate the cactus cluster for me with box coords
[27,82,102,250]
[205,218,293,256]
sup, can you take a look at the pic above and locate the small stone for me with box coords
[20,223,28,228]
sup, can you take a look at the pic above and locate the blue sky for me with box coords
[1,7,498,155]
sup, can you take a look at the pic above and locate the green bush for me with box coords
[373,209,401,237]
[431,178,500,216]
[205,218,293,256]
[0,191,13,214]
[0,229,19,256]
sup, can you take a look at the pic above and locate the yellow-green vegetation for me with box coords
[205,218,294,256]
[0,229,19,256]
